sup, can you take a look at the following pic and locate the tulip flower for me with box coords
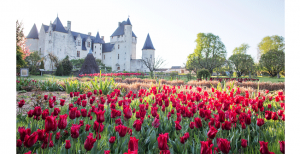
[23,132,38,148]
[279,141,285,154]
[109,136,116,143]
[133,119,142,131]
[207,126,218,139]
[152,118,160,128]
[84,133,97,151]
[175,121,182,130]
[33,106,42,117]
[45,116,56,132]
[70,124,81,138]
[158,133,169,150]
[17,139,22,147]
[259,141,270,154]
[65,140,71,149]
[200,141,213,154]
[69,107,77,119]
[257,118,265,127]
[128,136,139,151]
[241,139,247,148]
[194,117,202,128]
[95,110,106,123]
[217,138,231,154]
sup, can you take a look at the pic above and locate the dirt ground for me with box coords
[16,91,72,115]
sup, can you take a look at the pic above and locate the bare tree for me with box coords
[141,56,165,77]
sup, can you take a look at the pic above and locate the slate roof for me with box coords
[171,66,181,69]
[71,31,105,51]
[102,43,115,53]
[26,24,39,39]
[42,24,49,33]
[94,32,105,44]
[52,17,68,33]
[111,19,137,37]
[142,33,155,50]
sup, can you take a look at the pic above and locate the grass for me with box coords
[21,74,76,81]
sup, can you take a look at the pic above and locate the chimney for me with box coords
[118,22,121,27]
[88,32,91,36]
[101,36,104,41]
[67,21,71,31]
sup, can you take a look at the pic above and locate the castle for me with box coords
[26,16,155,72]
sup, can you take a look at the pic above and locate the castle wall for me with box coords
[26,39,39,52]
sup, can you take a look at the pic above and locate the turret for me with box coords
[142,33,155,72]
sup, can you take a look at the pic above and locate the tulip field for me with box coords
[16,78,285,154]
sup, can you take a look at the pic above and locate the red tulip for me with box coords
[223,121,232,130]
[60,99,65,106]
[58,114,68,129]
[18,100,25,108]
[207,126,218,139]
[259,141,270,154]
[84,133,97,151]
[42,109,49,120]
[23,132,38,148]
[55,132,60,140]
[118,125,128,137]
[279,141,285,154]
[49,99,54,108]
[85,124,91,131]
[71,124,81,138]
[272,112,278,120]
[218,110,225,123]
[241,139,247,148]
[27,110,34,118]
[33,106,42,117]
[24,151,32,154]
[128,136,139,151]
[69,107,77,119]
[152,118,160,128]
[65,140,71,149]
[158,133,169,150]
[76,110,81,118]
[17,139,22,147]
[70,92,73,98]
[93,121,104,133]
[217,138,231,154]
[81,109,87,117]
[123,106,132,120]
[133,119,142,131]
[44,95,48,100]
[45,116,56,132]
[109,136,116,143]
[95,110,106,123]
[257,118,265,127]
[175,121,182,130]
[53,108,60,116]
[160,150,171,154]
[189,121,195,129]
[200,141,213,154]
[194,117,202,128]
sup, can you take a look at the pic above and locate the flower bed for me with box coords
[79,73,144,77]
[16,82,285,154]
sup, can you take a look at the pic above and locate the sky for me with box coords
[17,0,285,68]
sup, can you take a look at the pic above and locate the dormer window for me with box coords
[87,42,90,48]
[78,40,81,46]
[118,54,119,59]
[95,46,96,49]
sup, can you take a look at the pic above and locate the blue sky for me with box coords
[18,0,285,68]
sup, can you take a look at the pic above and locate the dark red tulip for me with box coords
[279,141,285,154]
[265,111,272,120]
[42,109,49,120]
[70,92,73,98]
[79,120,84,126]
[49,99,54,108]
[257,118,265,127]
[53,108,60,116]
[118,125,128,137]
[45,116,56,132]
[27,110,34,118]
[93,121,104,133]
[215,121,220,129]
[123,106,132,120]
[109,136,116,143]
[194,117,202,128]
[44,95,48,100]
[18,100,25,108]
[69,107,77,119]
[160,150,170,154]
[241,139,247,148]
[241,122,246,129]
[23,132,38,148]
[82,100,87,107]
[81,109,87,117]
[95,110,106,123]
[85,124,91,131]
[218,110,225,123]
[133,119,142,131]
[272,112,278,120]
[259,141,270,154]
[60,99,65,106]
[245,115,251,125]
[277,110,284,116]
[223,121,232,130]
[17,139,22,147]
[217,138,231,154]
[58,114,68,129]
[158,133,169,150]
[52,96,56,102]
[128,136,139,151]
[33,106,42,117]
[175,121,182,130]
[115,118,123,125]
[200,141,213,154]
[152,118,160,128]
[84,133,97,151]
[69,103,73,110]
[189,121,195,129]
[65,140,71,149]
[207,126,218,139]
[71,124,81,138]
[49,140,54,147]
[76,110,81,118]
[104,150,110,154]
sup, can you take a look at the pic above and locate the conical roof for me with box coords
[52,17,68,33]
[142,33,155,50]
[78,51,100,75]
[94,32,105,44]
[26,24,39,39]
[125,18,132,25]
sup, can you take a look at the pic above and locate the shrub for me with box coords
[187,73,192,81]
[62,56,73,75]
[40,60,44,69]
[55,63,64,76]
[170,71,178,79]
[197,69,211,80]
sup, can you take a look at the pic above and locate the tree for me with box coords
[187,33,227,74]
[141,56,165,78]
[55,63,64,76]
[40,60,44,69]
[70,58,85,69]
[229,54,254,78]
[232,43,250,55]
[257,35,285,57]
[16,20,30,59]
[62,56,73,75]
[25,51,42,75]
[16,45,26,73]
[259,50,284,78]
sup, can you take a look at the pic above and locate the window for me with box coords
[104,55,105,59]
[118,45,119,49]
[150,55,152,59]
[118,54,119,59]
[87,42,90,47]
[49,40,51,44]
[77,51,80,57]
[95,46,96,49]
[78,40,81,46]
